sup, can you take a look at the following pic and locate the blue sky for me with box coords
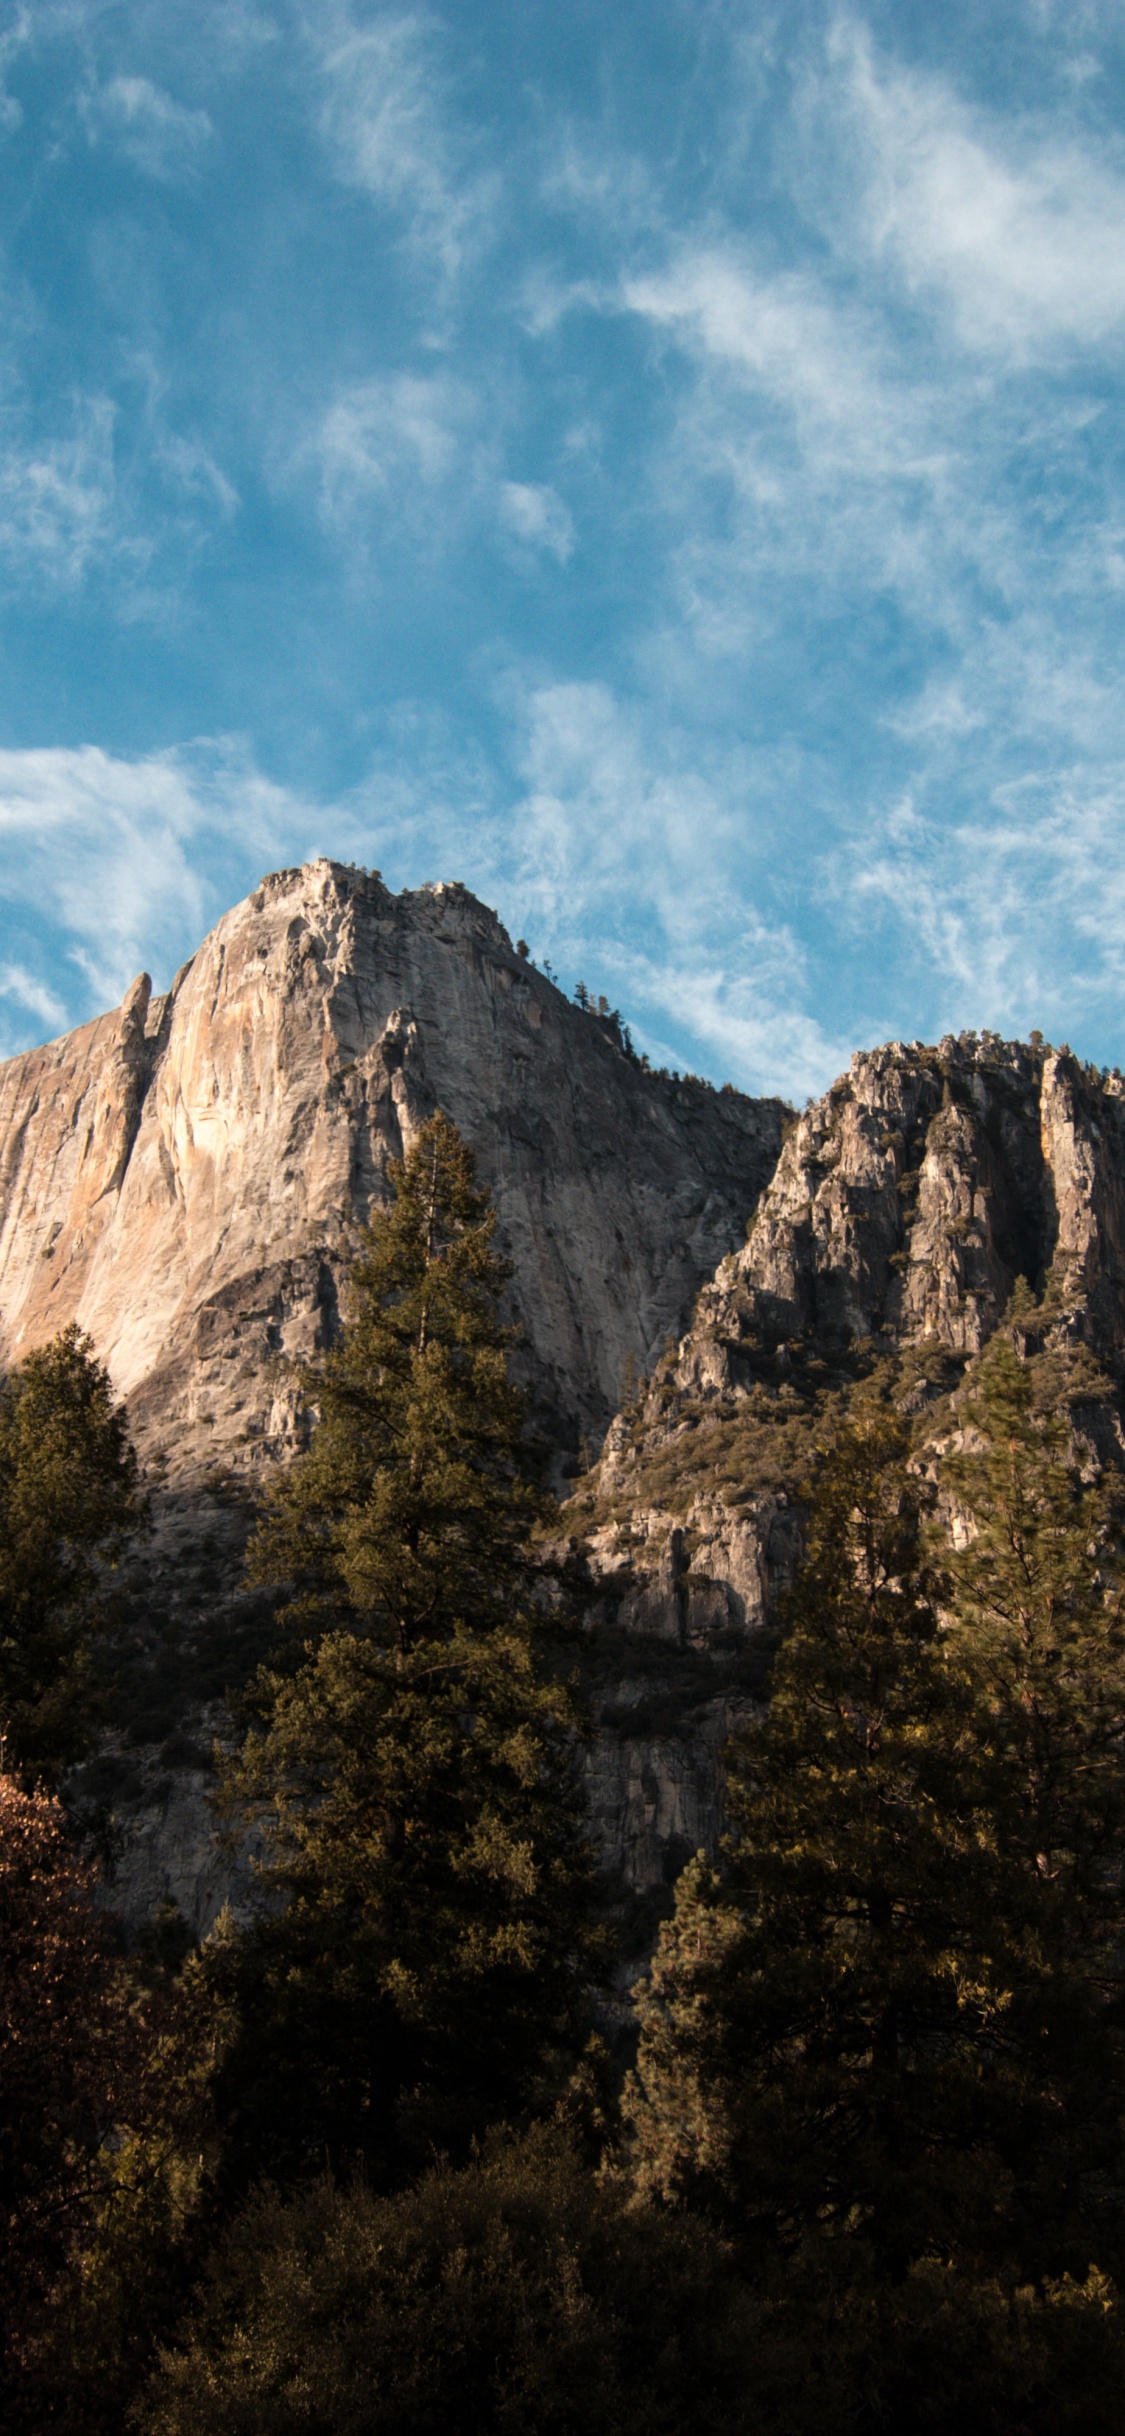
[2,1,1125,1098]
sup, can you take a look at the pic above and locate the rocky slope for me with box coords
[566,1031,1125,1922]
[0,858,788,1934]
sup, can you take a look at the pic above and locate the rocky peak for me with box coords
[566,1032,1125,1916]
[669,1032,1125,1402]
[0,857,789,1481]
[0,858,796,1938]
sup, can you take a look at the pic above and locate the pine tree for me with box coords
[624,1350,1125,2432]
[625,1382,985,2246]
[0,1326,145,1781]
[931,1305,1125,2270]
[209,1114,604,2188]
[938,1299,1125,1931]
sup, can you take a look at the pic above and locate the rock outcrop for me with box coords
[0,858,788,1473]
[7,918,1124,1949]
[570,1033,1125,1932]
[0,859,789,1934]
[676,1033,1125,1385]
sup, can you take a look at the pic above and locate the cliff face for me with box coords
[676,1033,1125,1385]
[7,911,1124,1947]
[0,859,788,1937]
[570,1033,1125,1930]
[0,858,787,1473]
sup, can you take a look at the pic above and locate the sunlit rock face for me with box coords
[676,1035,1125,1384]
[0,859,788,1937]
[573,1034,1125,1930]
[0,857,788,1476]
[8,902,1125,1942]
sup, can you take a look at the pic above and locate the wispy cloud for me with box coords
[0,742,321,1009]
[316,372,464,508]
[310,376,576,576]
[620,946,851,1107]
[497,480,573,562]
[0,961,64,1029]
[83,75,213,181]
[311,7,497,281]
[496,679,845,1094]
[837,773,1125,1045]
[624,252,893,453]
[827,19,1125,360]
[616,241,973,686]
[0,396,116,589]
[309,370,479,571]
[154,430,238,519]
[4,3,1125,1102]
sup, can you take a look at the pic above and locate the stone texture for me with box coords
[677,1033,1125,1389]
[94,1736,259,1943]
[10,936,1125,1936]
[573,1033,1125,1910]
[0,858,788,1476]
[0,859,788,1929]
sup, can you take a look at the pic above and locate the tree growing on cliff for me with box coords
[0,1326,145,1781]
[209,1113,604,2190]
[624,1339,1125,2432]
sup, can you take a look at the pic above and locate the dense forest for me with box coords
[4,1114,1125,2432]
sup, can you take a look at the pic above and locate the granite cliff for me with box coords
[0,857,786,1474]
[568,1031,1125,1922]
[0,859,787,1935]
[4,895,1124,1956]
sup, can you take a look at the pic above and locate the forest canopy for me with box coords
[4,1159,1125,2435]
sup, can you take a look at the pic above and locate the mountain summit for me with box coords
[0,858,787,1482]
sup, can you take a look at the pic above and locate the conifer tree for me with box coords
[625,1384,984,2246]
[209,1114,603,2189]
[931,1304,1125,2276]
[0,1326,145,1781]
[624,1350,1125,2432]
[938,1298,1125,1943]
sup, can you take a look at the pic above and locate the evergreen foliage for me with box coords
[208,1114,604,2188]
[142,2127,757,2436]
[625,1381,978,2234]
[17,1210,1125,2433]
[624,1325,1125,2430]
[244,1110,549,1655]
[0,1774,139,2427]
[0,1770,222,2436]
[0,1326,145,1781]
[937,1293,1125,1931]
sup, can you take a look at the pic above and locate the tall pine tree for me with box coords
[624,1340,1125,2433]
[0,1326,145,1782]
[938,1299,1125,1943]
[208,1114,603,2189]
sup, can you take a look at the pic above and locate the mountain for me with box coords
[569,1030,1125,1927]
[4,886,1123,1961]
[0,858,786,1476]
[0,858,787,1935]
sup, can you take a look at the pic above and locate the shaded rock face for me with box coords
[0,858,788,1474]
[574,1035,1125,1923]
